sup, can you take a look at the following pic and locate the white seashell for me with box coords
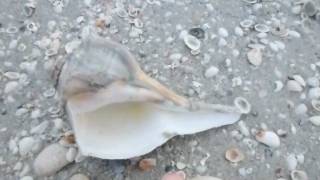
[309,116,320,126]
[240,19,254,28]
[293,75,306,87]
[33,143,69,176]
[204,66,219,78]
[238,120,250,136]
[242,0,257,4]
[303,1,317,17]
[235,26,244,36]
[247,48,262,66]
[287,80,303,92]
[218,27,229,37]
[255,130,280,148]
[294,104,308,115]
[290,170,308,180]
[59,35,241,159]
[184,34,201,50]
[191,176,222,180]
[225,147,245,163]
[234,97,251,114]
[286,154,298,171]
[254,24,270,33]
[311,100,320,112]
[308,87,320,99]
[274,81,284,92]
[306,77,319,87]
[70,174,90,180]
[19,137,36,156]
[66,147,77,162]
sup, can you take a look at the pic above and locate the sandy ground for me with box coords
[1,0,320,179]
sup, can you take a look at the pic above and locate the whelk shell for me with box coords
[225,148,244,163]
[240,19,254,29]
[59,35,241,159]
[255,130,280,148]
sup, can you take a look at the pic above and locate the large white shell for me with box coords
[60,35,241,159]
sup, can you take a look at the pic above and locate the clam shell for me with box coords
[240,19,254,28]
[255,130,280,148]
[61,35,241,159]
[290,170,308,180]
[303,1,317,17]
[234,97,251,114]
[33,143,69,176]
[184,34,201,50]
[254,24,270,33]
[309,116,320,126]
[225,148,245,163]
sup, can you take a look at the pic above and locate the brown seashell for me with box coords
[225,147,245,163]
[138,158,157,171]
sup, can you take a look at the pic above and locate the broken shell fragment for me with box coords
[255,130,280,148]
[274,81,284,92]
[309,116,320,126]
[225,148,244,163]
[234,97,251,114]
[290,170,308,180]
[33,143,69,176]
[59,35,241,159]
[184,34,201,50]
[138,158,157,171]
[247,48,262,66]
[254,24,270,33]
[303,1,317,17]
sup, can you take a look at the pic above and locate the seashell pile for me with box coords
[57,35,242,159]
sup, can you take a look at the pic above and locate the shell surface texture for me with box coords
[59,35,242,159]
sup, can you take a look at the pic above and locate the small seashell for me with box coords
[176,162,186,170]
[204,66,219,78]
[189,28,205,39]
[295,104,308,115]
[287,80,303,92]
[6,26,18,34]
[276,129,287,137]
[238,120,250,136]
[26,22,39,33]
[254,24,270,33]
[309,116,320,126]
[24,2,36,17]
[234,97,251,114]
[247,48,262,66]
[271,26,288,37]
[66,147,77,162]
[19,137,36,156]
[306,77,319,87]
[34,143,69,176]
[225,147,244,163]
[293,75,306,87]
[290,170,308,180]
[190,176,222,180]
[255,130,280,148]
[190,49,201,55]
[303,1,317,17]
[240,19,254,28]
[162,171,186,180]
[116,8,128,18]
[138,158,157,171]
[274,81,284,92]
[311,100,320,112]
[286,154,298,171]
[218,27,229,37]
[70,174,90,180]
[234,26,244,36]
[184,34,201,50]
[242,0,257,4]
[308,87,320,99]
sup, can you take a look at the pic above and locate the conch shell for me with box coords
[58,35,241,159]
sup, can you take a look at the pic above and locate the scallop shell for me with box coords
[184,34,201,50]
[240,19,254,29]
[254,24,270,33]
[225,148,245,163]
[59,35,241,159]
[255,130,280,148]
[290,170,308,180]
[303,1,317,17]
[234,97,251,114]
